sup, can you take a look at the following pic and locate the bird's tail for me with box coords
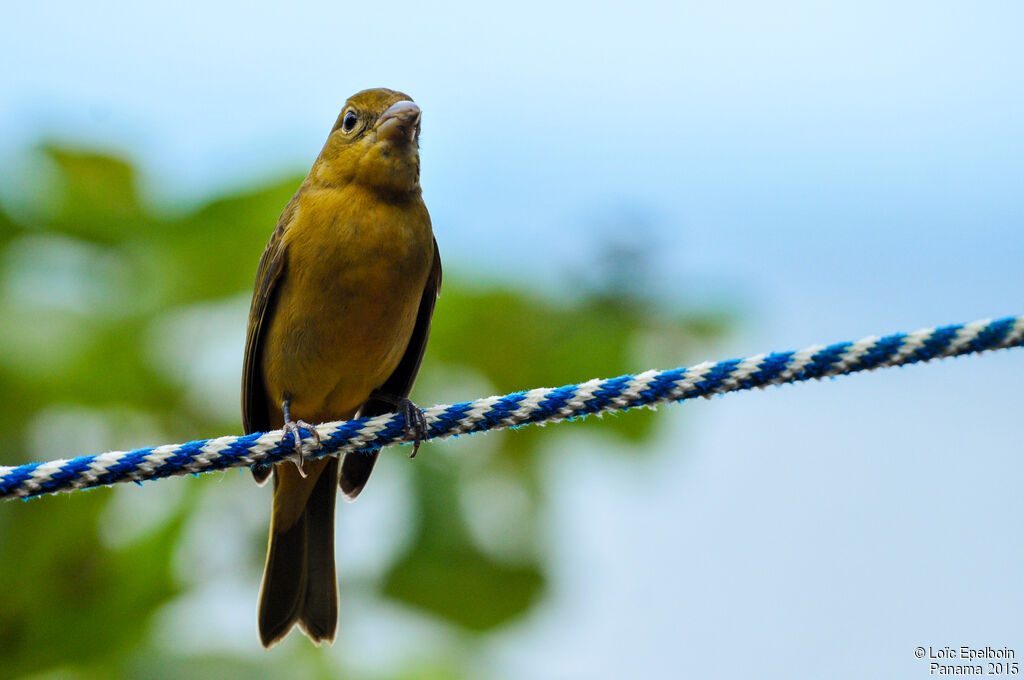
[258,455,339,647]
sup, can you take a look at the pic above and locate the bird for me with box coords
[241,88,441,648]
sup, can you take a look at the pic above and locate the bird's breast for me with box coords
[261,186,434,422]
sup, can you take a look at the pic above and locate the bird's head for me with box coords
[312,88,423,197]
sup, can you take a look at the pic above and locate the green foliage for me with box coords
[383,458,544,631]
[0,488,190,678]
[431,286,729,456]
[45,146,149,243]
[0,145,730,678]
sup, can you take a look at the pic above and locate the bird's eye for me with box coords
[342,111,358,133]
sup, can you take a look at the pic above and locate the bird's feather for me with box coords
[340,237,442,500]
[242,199,296,484]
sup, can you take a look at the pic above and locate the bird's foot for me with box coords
[282,397,322,477]
[369,390,429,458]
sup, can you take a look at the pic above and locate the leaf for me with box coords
[382,459,543,631]
[41,146,151,244]
[0,486,191,677]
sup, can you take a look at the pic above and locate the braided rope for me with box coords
[2,315,1022,501]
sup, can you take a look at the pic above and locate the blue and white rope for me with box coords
[2,315,1021,501]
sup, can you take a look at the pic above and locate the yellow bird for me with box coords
[241,88,441,647]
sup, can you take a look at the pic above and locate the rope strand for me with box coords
[2,315,1021,501]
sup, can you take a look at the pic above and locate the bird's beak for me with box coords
[376,100,421,145]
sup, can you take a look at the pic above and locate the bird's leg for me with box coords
[281,395,321,477]
[368,390,429,458]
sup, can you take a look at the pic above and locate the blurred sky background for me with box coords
[2,1,1023,678]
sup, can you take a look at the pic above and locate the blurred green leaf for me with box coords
[0,487,190,678]
[0,202,19,248]
[42,146,151,244]
[383,458,543,630]
[147,178,302,306]
[429,286,721,454]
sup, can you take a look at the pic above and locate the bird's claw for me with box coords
[399,398,428,458]
[282,419,321,477]
[368,390,429,457]
[280,396,322,477]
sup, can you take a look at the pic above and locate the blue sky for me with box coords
[3,1,1023,677]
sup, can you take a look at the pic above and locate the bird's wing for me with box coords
[243,197,297,483]
[370,236,442,404]
[340,237,442,499]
